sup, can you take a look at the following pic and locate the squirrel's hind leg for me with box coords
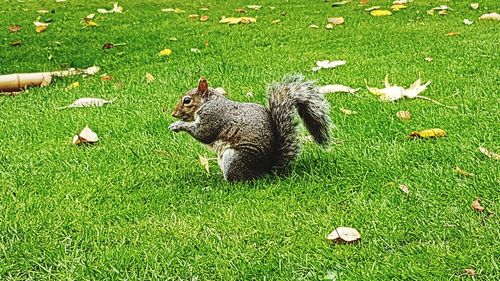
[219,149,264,182]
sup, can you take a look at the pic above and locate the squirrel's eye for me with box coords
[182,96,192,105]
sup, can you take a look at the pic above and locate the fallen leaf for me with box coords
[312,60,346,72]
[73,126,99,145]
[438,10,447,16]
[37,10,50,14]
[8,25,21,32]
[366,75,429,101]
[446,31,460,36]
[463,19,474,25]
[199,155,210,173]
[407,128,447,139]
[272,19,281,24]
[9,40,22,47]
[471,199,484,212]
[454,167,475,177]
[327,17,344,25]
[470,3,479,10]
[101,74,112,81]
[424,57,433,62]
[64,82,80,90]
[145,72,154,83]
[399,184,410,195]
[86,13,95,19]
[234,8,247,13]
[309,24,319,28]
[200,15,209,22]
[199,7,209,11]
[246,5,262,10]
[360,0,369,4]
[34,21,49,33]
[340,108,357,115]
[370,10,392,16]
[479,146,500,160]
[464,269,476,276]
[393,0,407,4]
[97,2,123,14]
[219,17,256,24]
[102,43,114,49]
[82,19,98,27]
[317,84,359,94]
[365,6,381,11]
[390,4,406,11]
[190,48,201,53]
[331,1,351,7]
[327,227,361,244]
[59,97,116,109]
[161,8,185,13]
[169,37,178,41]
[325,23,334,30]
[396,110,411,121]
[159,48,172,56]
[479,13,500,21]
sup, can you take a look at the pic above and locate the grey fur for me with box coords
[169,74,331,181]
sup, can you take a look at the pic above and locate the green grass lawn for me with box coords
[1,0,499,279]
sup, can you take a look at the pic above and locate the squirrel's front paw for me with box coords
[169,121,184,132]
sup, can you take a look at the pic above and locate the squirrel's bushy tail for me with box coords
[267,74,331,169]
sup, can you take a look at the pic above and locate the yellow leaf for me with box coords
[454,167,475,177]
[272,19,281,24]
[35,25,48,33]
[390,4,406,11]
[65,81,80,90]
[86,20,98,27]
[159,48,172,56]
[408,128,447,138]
[479,146,500,160]
[370,10,392,16]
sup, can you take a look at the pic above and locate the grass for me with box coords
[0,0,499,279]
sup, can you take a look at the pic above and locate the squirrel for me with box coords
[169,74,331,182]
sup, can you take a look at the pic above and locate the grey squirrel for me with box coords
[169,74,331,182]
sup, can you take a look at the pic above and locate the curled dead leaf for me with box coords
[408,128,447,139]
[73,126,99,145]
[471,199,484,212]
[145,73,154,83]
[327,227,361,244]
[327,17,344,25]
[8,25,21,32]
[479,13,500,21]
[399,184,410,195]
[200,15,209,22]
[396,110,411,121]
[464,268,476,276]
[101,74,112,81]
[219,17,256,24]
[479,146,500,160]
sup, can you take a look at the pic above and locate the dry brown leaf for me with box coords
[317,84,359,94]
[234,8,247,13]
[327,17,344,25]
[219,17,256,24]
[327,227,361,244]
[200,15,209,22]
[8,25,21,32]
[479,146,500,160]
[9,40,22,47]
[145,72,154,83]
[35,25,48,33]
[464,269,476,276]
[396,110,411,121]
[73,126,99,145]
[408,128,447,139]
[471,199,484,212]
[454,167,475,177]
[479,13,500,21]
[101,74,112,81]
[360,0,369,4]
[399,184,410,195]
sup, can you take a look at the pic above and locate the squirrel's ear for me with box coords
[197,77,208,93]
